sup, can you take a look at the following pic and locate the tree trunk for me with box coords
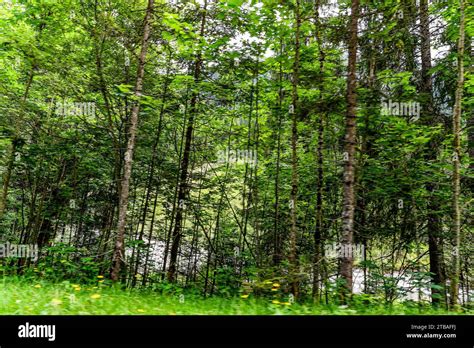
[111,0,154,282]
[419,0,446,306]
[289,0,301,299]
[167,0,207,283]
[312,0,326,302]
[273,37,283,266]
[132,60,171,287]
[339,0,360,301]
[449,0,465,308]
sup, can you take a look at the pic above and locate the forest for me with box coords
[0,0,472,315]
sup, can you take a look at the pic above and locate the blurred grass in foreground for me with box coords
[0,277,471,315]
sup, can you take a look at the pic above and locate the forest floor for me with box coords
[0,277,471,315]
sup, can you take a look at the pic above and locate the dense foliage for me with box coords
[0,0,472,311]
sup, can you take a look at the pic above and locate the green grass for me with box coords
[0,277,471,315]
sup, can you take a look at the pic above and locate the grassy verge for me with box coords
[0,277,470,315]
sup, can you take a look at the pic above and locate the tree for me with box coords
[288,0,301,299]
[111,0,155,282]
[167,0,208,283]
[339,0,360,301]
[449,0,466,308]
[419,0,446,305]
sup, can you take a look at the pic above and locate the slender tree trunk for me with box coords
[132,61,171,287]
[449,0,465,308]
[357,53,376,294]
[419,0,446,305]
[161,91,190,280]
[312,0,326,301]
[272,37,283,266]
[252,58,261,269]
[339,0,360,301]
[289,0,301,299]
[111,0,154,282]
[167,0,207,283]
[239,81,254,277]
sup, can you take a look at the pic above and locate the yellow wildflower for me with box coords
[97,275,104,279]
[272,300,280,304]
[137,309,145,313]
[90,294,101,299]
[34,284,41,288]
[241,294,249,299]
